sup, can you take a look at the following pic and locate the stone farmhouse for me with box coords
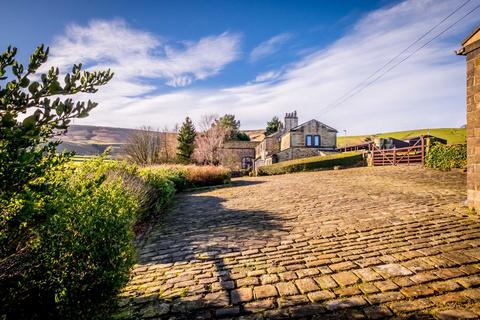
[222,111,338,170]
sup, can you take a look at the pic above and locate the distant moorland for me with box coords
[57,125,465,156]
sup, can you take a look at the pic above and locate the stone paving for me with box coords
[117,166,480,319]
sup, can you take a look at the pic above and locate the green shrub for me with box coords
[1,158,139,319]
[425,143,467,171]
[138,169,176,209]
[257,152,363,176]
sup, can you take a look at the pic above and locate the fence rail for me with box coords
[371,137,425,166]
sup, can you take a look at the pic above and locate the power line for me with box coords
[321,1,479,115]
[323,0,471,111]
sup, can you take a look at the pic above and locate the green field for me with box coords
[71,155,114,163]
[337,128,466,147]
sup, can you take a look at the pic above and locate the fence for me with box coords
[371,136,425,166]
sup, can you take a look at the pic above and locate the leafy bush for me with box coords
[425,143,467,171]
[257,152,363,176]
[1,158,139,319]
[137,168,176,209]
[0,45,112,258]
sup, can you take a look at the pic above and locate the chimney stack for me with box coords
[284,110,299,131]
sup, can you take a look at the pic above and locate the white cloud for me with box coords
[249,33,293,62]
[53,0,480,135]
[253,70,283,83]
[43,19,241,89]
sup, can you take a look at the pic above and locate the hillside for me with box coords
[57,125,264,156]
[57,125,465,156]
[56,125,176,157]
[337,128,466,147]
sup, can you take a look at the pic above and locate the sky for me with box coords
[2,0,480,135]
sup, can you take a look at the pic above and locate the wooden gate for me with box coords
[371,136,425,166]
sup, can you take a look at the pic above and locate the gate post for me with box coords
[457,26,480,211]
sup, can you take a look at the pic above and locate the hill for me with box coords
[57,125,465,156]
[337,128,466,147]
[57,125,264,156]
[56,125,175,157]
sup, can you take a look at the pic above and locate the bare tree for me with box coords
[198,114,218,132]
[159,125,177,163]
[122,126,164,165]
[193,114,230,165]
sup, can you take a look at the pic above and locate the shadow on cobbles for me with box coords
[117,194,290,318]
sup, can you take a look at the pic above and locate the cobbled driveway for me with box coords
[118,166,480,319]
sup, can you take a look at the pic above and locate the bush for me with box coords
[425,143,467,171]
[140,165,231,190]
[1,158,139,319]
[257,152,363,176]
[137,168,176,209]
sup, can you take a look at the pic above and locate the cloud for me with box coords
[249,33,293,62]
[50,0,480,135]
[253,70,283,83]
[44,19,241,89]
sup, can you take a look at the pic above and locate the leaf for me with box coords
[28,82,39,94]
[20,77,30,88]
[22,114,37,130]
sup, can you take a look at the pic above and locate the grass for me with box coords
[72,155,114,163]
[337,128,466,147]
[256,151,363,176]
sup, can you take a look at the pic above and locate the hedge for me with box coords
[139,165,231,191]
[256,152,364,176]
[425,143,467,171]
[1,159,231,319]
[1,158,140,319]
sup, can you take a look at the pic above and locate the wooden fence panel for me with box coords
[371,136,425,166]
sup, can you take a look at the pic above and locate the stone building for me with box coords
[457,26,480,211]
[255,111,337,167]
[220,141,257,170]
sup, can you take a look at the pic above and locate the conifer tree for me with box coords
[176,117,196,163]
[265,116,283,135]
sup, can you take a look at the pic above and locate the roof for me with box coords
[462,25,480,46]
[290,119,338,133]
[456,25,480,55]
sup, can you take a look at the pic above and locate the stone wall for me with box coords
[465,38,480,210]
[280,120,336,151]
[220,141,257,170]
[255,135,281,160]
[276,147,323,162]
[280,132,291,150]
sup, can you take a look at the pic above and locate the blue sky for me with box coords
[2,0,479,134]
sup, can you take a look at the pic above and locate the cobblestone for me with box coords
[118,166,480,318]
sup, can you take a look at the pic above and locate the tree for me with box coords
[0,45,112,317]
[215,114,250,141]
[193,114,229,165]
[122,126,163,165]
[176,117,196,163]
[0,45,113,255]
[216,114,240,131]
[265,116,283,135]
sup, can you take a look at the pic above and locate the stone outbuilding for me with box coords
[220,140,257,170]
[457,25,480,211]
[255,111,337,167]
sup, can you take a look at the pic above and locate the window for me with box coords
[241,157,253,169]
[314,135,320,146]
[306,135,312,146]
